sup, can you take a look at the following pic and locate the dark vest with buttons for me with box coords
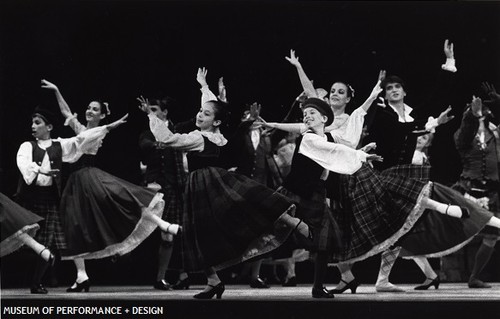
[17,140,62,203]
[186,136,221,171]
[460,129,500,182]
[282,133,337,199]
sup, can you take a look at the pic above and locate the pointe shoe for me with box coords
[375,283,405,293]
[414,276,440,290]
[193,282,225,299]
[172,277,190,290]
[468,278,492,289]
[250,277,269,289]
[312,286,335,298]
[154,279,172,291]
[31,284,48,294]
[282,276,297,287]
[445,204,470,219]
[330,278,360,294]
[66,279,90,292]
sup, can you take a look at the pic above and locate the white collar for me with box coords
[388,103,414,123]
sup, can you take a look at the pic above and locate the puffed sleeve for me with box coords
[298,132,367,174]
[16,142,39,185]
[328,107,367,148]
[148,114,204,151]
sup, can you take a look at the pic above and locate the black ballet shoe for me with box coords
[414,276,440,290]
[154,279,172,291]
[250,277,269,289]
[445,204,470,219]
[312,286,335,299]
[30,284,48,294]
[193,282,225,299]
[282,276,297,287]
[66,279,90,293]
[468,278,492,289]
[39,247,55,267]
[330,279,360,294]
[172,277,190,290]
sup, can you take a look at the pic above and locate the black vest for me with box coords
[17,140,62,203]
[283,133,337,199]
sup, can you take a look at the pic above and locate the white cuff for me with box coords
[424,116,438,133]
[441,58,457,73]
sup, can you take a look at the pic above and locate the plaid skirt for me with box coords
[181,167,296,272]
[60,167,164,260]
[277,184,342,253]
[399,182,494,258]
[161,184,184,225]
[330,163,431,263]
[0,192,43,257]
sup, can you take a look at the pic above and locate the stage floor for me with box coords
[2,283,499,319]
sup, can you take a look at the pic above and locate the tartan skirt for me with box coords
[60,167,164,260]
[181,167,296,272]
[0,192,43,257]
[330,163,431,264]
[161,184,184,225]
[398,182,494,258]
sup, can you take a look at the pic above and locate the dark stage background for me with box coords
[1,1,499,287]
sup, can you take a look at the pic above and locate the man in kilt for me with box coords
[138,96,187,291]
[16,107,66,294]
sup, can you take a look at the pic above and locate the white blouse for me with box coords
[298,132,368,175]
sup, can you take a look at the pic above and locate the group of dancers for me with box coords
[1,39,499,299]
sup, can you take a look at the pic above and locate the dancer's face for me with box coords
[85,101,106,124]
[196,103,220,131]
[384,82,406,103]
[31,115,52,140]
[303,107,327,130]
[150,104,168,121]
[329,82,351,112]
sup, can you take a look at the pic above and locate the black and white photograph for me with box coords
[1,1,500,318]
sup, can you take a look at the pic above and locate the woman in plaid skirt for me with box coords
[141,68,305,299]
[41,80,180,293]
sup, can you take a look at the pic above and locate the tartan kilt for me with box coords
[277,184,342,253]
[331,163,430,263]
[19,186,67,251]
[0,192,42,257]
[60,167,164,260]
[181,167,296,272]
[399,182,494,258]
[161,184,184,225]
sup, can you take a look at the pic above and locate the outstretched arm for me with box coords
[197,67,218,105]
[41,79,73,120]
[285,49,318,98]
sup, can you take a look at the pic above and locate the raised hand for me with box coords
[481,82,500,104]
[470,96,483,116]
[285,49,301,68]
[137,96,151,114]
[369,70,386,99]
[376,96,386,108]
[196,67,208,87]
[360,142,376,153]
[107,113,128,130]
[249,102,262,120]
[218,77,227,103]
[41,79,58,91]
[436,105,455,125]
[443,39,454,59]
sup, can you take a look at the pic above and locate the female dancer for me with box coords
[140,68,305,299]
[41,79,180,292]
[0,192,54,294]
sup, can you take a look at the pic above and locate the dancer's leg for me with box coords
[17,233,53,261]
[468,238,495,288]
[145,213,182,235]
[333,262,355,290]
[375,247,405,292]
[486,216,500,228]
[413,257,438,286]
[156,235,174,283]
[421,197,467,219]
